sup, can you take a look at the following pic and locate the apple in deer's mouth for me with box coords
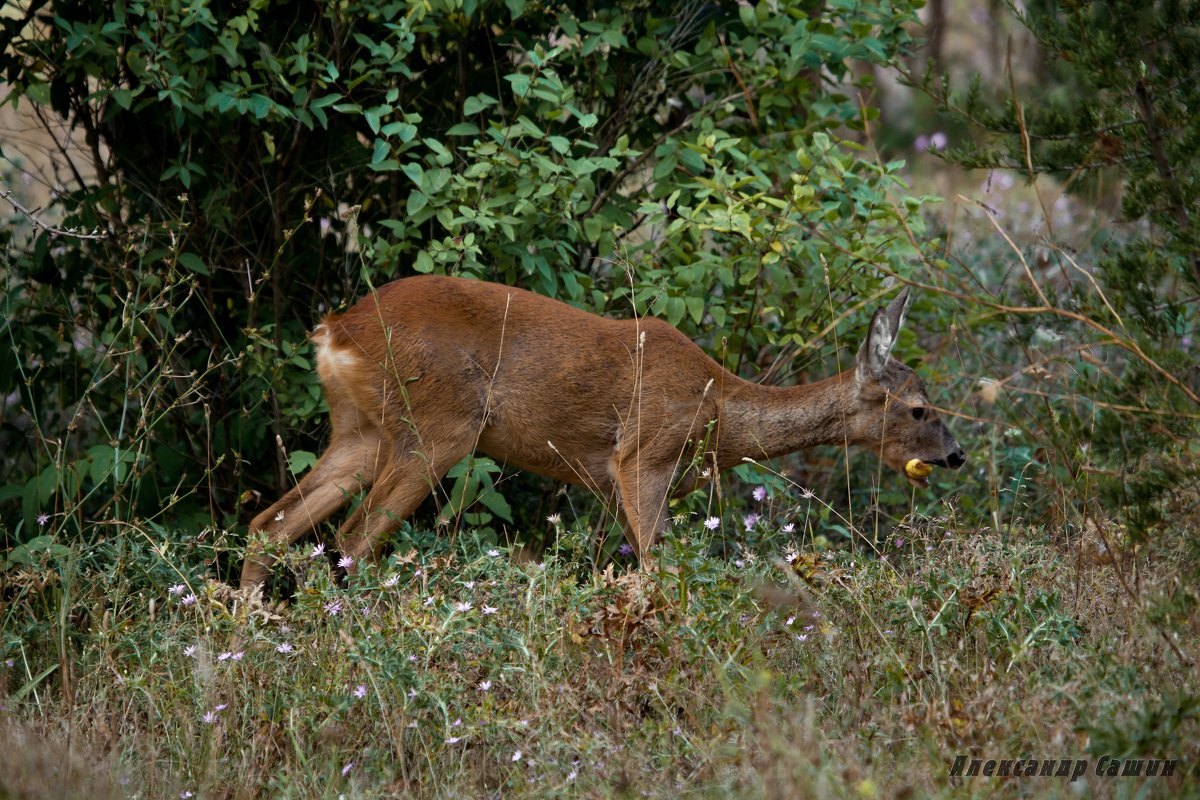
[905,458,933,487]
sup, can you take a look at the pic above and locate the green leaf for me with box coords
[371,138,391,165]
[479,488,513,522]
[407,191,428,215]
[364,104,389,134]
[287,450,317,476]
[583,215,605,243]
[739,3,757,28]
[665,296,686,327]
[381,121,418,142]
[12,664,59,702]
[87,444,114,486]
[517,116,544,138]
[177,252,210,275]
[25,81,50,105]
[463,93,497,115]
[4,536,74,568]
[401,162,425,184]
[505,73,531,98]
[709,304,726,328]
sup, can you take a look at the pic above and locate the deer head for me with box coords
[849,287,966,486]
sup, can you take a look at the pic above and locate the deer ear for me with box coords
[855,287,910,382]
[884,286,911,332]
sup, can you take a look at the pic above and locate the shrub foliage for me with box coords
[1,0,930,546]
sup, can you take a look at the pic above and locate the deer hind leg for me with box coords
[239,429,383,589]
[334,436,475,571]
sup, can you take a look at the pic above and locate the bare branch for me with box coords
[1,187,108,239]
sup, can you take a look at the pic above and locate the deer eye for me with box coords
[911,407,926,421]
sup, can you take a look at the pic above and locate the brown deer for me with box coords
[240,274,964,588]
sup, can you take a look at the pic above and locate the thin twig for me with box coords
[911,268,1200,410]
[1006,38,1056,246]
[1,187,108,239]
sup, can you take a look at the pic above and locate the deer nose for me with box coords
[947,448,966,469]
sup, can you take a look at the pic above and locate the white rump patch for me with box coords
[315,329,359,379]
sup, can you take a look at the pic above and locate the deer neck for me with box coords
[717,370,857,469]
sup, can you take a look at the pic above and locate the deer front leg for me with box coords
[614,459,676,563]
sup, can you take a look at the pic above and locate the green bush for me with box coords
[1,0,933,557]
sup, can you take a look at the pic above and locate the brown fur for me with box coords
[240,275,964,587]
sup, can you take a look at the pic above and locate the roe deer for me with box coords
[240,274,965,587]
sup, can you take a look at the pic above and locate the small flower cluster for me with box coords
[201,702,228,724]
[915,131,948,152]
[169,583,197,606]
[701,482,820,544]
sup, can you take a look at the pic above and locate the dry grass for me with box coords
[0,716,125,800]
[2,500,1196,798]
